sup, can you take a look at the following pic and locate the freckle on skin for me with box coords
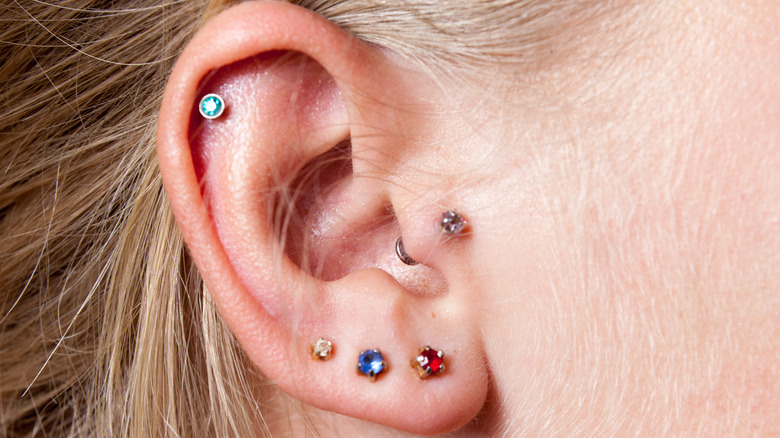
[432,313,436,318]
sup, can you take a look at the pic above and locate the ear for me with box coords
[157,1,486,434]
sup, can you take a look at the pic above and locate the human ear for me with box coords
[157,1,487,434]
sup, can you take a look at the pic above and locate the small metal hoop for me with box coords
[395,236,419,265]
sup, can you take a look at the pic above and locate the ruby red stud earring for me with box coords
[412,346,445,379]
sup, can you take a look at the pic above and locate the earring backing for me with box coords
[199,93,225,119]
[412,346,445,379]
[439,210,467,235]
[395,236,419,265]
[310,337,333,360]
[357,349,386,382]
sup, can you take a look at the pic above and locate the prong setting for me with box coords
[357,349,386,382]
[310,337,333,360]
[412,346,445,379]
[439,210,467,235]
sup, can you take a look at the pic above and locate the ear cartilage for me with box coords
[439,210,467,236]
[198,93,225,119]
[310,337,333,361]
[357,349,386,382]
[395,236,419,266]
[412,346,445,379]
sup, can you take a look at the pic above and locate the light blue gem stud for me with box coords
[357,349,386,382]
[199,93,225,119]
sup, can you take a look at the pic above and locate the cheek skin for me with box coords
[453,1,779,435]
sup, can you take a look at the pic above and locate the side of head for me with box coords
[2,0,778,436]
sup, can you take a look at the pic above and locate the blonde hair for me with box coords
[0,1,625,436]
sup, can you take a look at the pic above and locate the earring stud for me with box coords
[412,346,445,379]
[439,210,467,236]
[199,93,225,119]
[310,337,333,360]
[357,349,386,382]
[395,236,419,265]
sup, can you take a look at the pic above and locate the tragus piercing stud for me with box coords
[412,346,445,379]
[395,236,418,266]
[357,349,386,382]
[439,210,467,235]
[310,337,333,360]
[199,93,225,119]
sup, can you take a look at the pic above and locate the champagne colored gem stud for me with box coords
[357,349,386,382]
[310,337,333,360]
[439,210,467,235]
[412,346,445,379]
[199,93,225,119]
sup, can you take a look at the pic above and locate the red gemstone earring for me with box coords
[412,346,445,379]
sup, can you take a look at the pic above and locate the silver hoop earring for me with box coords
[395,237,418,265]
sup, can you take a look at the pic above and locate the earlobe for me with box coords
[157,2,487,434]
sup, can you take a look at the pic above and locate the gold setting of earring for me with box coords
[412,346,445,379]
[310,337,333,360]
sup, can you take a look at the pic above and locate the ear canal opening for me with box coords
[276,136,363,279]
[276,138,450,299]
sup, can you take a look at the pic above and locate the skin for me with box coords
[159,0,778,435]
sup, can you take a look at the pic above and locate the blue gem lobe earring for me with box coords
[357,349,386,382]
[199,93,225,119]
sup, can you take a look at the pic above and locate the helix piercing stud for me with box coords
[439,210,467,235]
[199,93,225,119]
[310,337,333,361]
[357,349,386,382]
[395,236,419,265]
[412,346,445,379]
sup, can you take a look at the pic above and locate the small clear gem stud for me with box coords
[310,337,333,360]
[439,210,467,235]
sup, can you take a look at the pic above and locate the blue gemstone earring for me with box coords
[199,93,225,119]
[357,349,386,382]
